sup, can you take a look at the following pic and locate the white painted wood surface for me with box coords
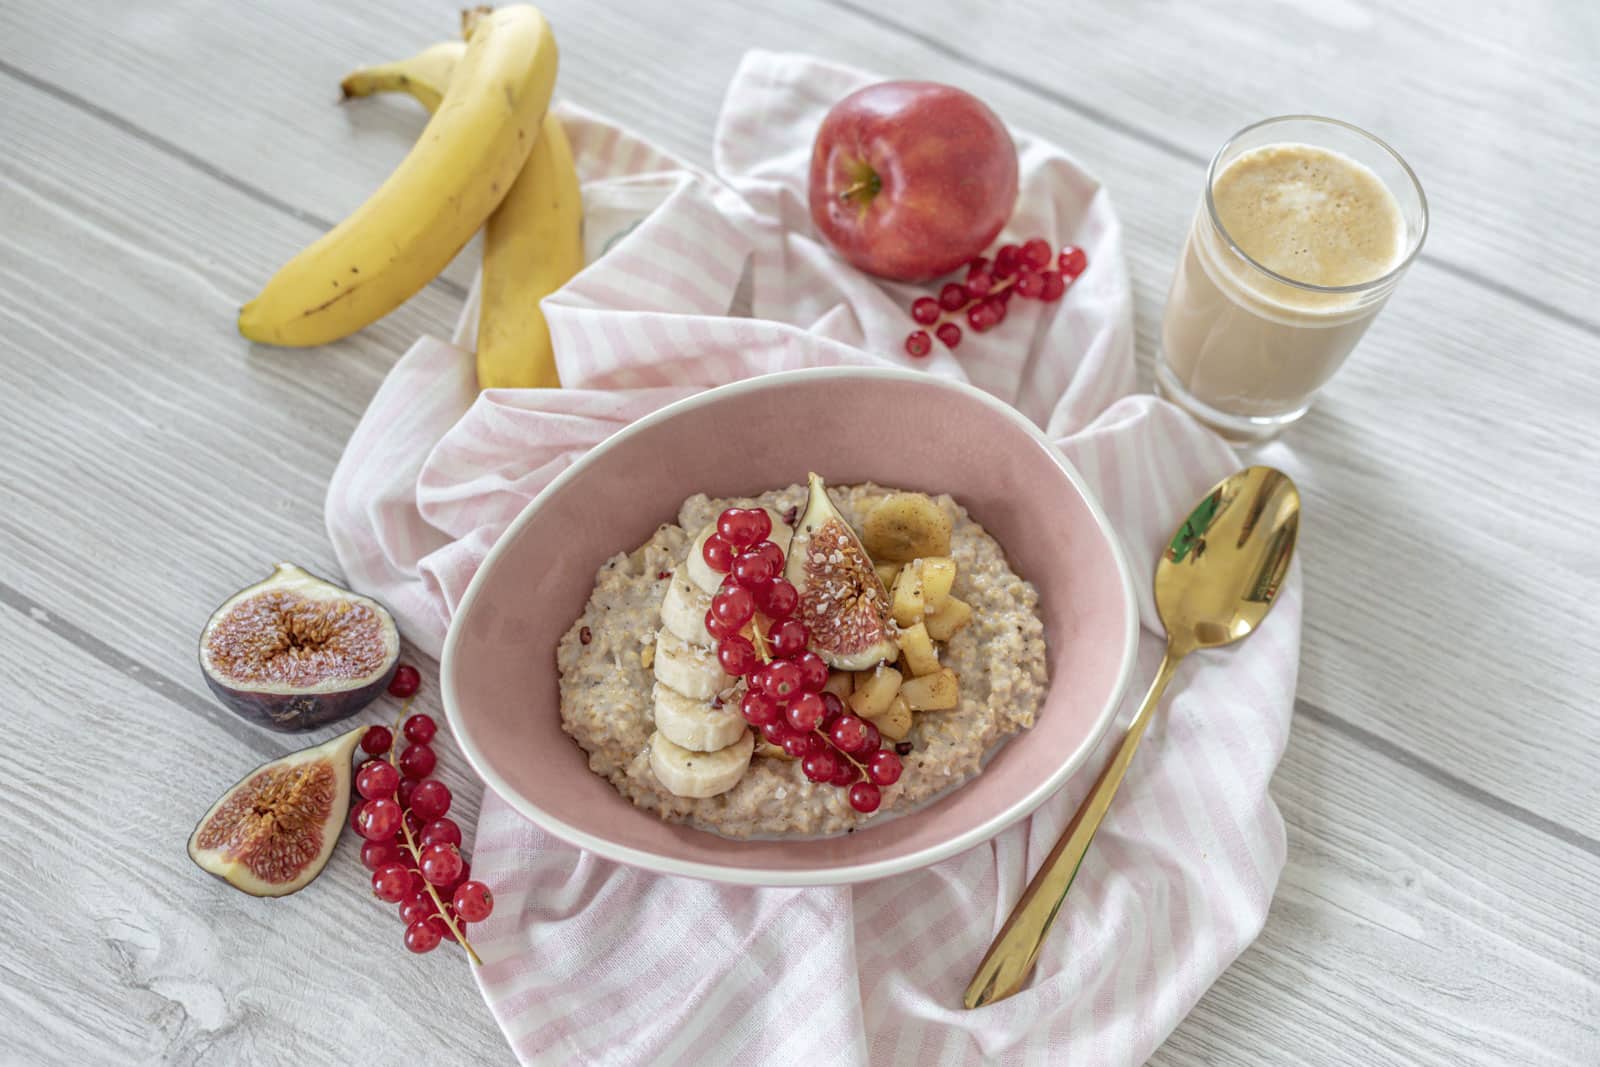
[2,0,1596,1062]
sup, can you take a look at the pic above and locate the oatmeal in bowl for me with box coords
[557,473,1049,837]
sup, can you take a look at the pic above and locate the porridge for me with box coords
[556,474,1048,837]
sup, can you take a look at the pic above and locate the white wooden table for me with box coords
[3,1,1596,1062]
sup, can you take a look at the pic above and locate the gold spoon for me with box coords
[964,465,1300,1009]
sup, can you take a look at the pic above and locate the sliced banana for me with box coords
[659,568,715,647]
[652,627,732,701]
[862,492,952,563]
[649,728,754,798]
[653,682,748,752]
[685,507,794,594]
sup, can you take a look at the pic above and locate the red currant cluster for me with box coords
[904,239,1090,357]
[350,667,495,959]
[702,507,903,814]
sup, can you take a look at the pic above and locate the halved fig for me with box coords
[784,473,899,671]
[188,726,364,897]
[199,563,400,732]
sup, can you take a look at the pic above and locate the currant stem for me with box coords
[386,699,483,967]
[749,618,773,664]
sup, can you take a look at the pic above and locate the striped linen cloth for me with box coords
[325,52,1300,1066]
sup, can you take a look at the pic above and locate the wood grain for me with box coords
[0,0,1596,1062]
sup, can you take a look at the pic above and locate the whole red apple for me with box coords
[808,81,1018,283]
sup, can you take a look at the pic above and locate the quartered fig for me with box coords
[188,726,364,897]
[784,473,900,671]
[199,562,400,732]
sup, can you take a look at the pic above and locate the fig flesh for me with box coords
[783,473,899,671]
[188,725,364,897]
[199,563,400,732]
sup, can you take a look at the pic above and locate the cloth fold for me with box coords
[326,51,1298,1066]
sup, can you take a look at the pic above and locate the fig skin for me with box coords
[188,725,364,897]
[784,473,900,671]
[198,562,401,733]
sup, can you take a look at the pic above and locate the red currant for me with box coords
[867,749,903,786]
[360,725,393,756]
[419,817,462,849]
[1016,270,1045,299]
[984,297,1007,324]
[995,243,1022,275]
[372,862,412,903]
[938,282,967,312]
[761,720,791,745]
[398,743,436,780]
[966,266,995,295]
[453,880,495,923]
[829,759,861,786]
[431,915,461,943]
[754,578,798,619]
[781,733,810,758]
[409,779,452,821]
[387,664,422,698]
[349,804,365,834]
[1022,238,1052,270]
[403,713,437,745]
[418,843,464,887]
[968,302,1000,332]
[785,691,827,732]
[794,651,829,692]
[718,507,771,548]
[360,838,401,871]
[829,715,871,754]
[711,585,755,627]
[451,860,472,891]
[355,798,402,841]
[767,618,810,658]
[732,548,777,587]
[910,297,940,325]
[404,918,442,954]
[801,749,839,783]
[741,689,781,727]
[762,660,804,700]
[904,330,932,358]
[1039,270,1066,301]
[704,608,739,640]
[1059,245,1087,278]
[935,322,962,349]
[398,892,435,927]
[820,691,845,722]
[397,777,418,810]
[717,635,758,676]
[848,781,882,813]
[356,759,399,801]
[702,533,735,573]
[859,720,881,753]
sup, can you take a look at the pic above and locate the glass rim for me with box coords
[1203,114,1430,296]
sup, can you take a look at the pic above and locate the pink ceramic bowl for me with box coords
[441,367,1138,886]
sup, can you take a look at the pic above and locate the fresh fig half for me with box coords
[188,725,364,897]
[199,562,400,733]
[784,473,900,671]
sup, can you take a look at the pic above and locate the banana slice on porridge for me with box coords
[648,729,754,799]
[652,683,747,753]
[658,569,715,647]
[652,628,731,701]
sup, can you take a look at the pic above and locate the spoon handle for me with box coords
[963,647,1184,1009]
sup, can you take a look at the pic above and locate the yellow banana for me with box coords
[239,5,557,347]
[475,109,582,388]
[338,41,466,115]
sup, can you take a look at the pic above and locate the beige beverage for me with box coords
[1160,121,1424,440]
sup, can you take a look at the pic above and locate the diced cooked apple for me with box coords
[898,622,941,677]
[872,695,913,742]
[874,561,901,590]
[924,596,973,641]
[899,668,959,711]
[823,671,854,700]
[918,557,957,609]
[848,664,902,719]
[890,566,925,627]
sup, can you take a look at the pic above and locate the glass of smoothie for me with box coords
[1157,116,1428,443]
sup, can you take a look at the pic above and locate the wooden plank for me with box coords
[2,0,1595,838]
[0,607,508,1064]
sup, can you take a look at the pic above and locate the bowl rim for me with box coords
[441,366,1140,886]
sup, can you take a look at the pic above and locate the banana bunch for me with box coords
[242,5,583,391]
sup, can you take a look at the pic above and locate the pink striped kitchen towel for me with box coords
[326,52,1300,1066]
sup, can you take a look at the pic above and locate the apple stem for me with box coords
[837,174,881,202]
